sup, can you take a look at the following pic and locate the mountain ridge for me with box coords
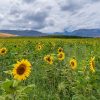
[53,29,100,37]
[0,29,100,37]
[0,30,47,37]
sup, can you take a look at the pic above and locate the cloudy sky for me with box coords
[0,0,100,33]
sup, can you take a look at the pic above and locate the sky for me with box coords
[0,0,100,33]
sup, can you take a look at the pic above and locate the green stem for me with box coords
[12,93,16,100]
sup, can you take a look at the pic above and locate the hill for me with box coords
[0,30,47,37]
[0,33,17,37]
[53,29,100,37]
[0,29,100,37]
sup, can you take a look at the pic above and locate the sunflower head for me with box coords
[58,52,65,61]
[58,47,64,53]
[0,48,7,55]
[70,58,77,70]
[90,57,95,73]
[12,59,31,80]
[44,55,53,64]
[36,43,43,51]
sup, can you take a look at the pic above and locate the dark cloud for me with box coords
[33,12,48,22]
[24,10,48,22]
[10,11,48,30]
[61,4,81,12]
[0,19,3,22]
[32,22,46,29]
[8,2,24,18]
[9,9,22,18]
[91,0,100,2]
[59,1,80,13]
[22,11,48,29]
[48,20,55,26]
[7,0,49,30]
[59,0,100,12]
[23,0,35,3]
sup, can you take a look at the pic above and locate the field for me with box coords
[0,37,100,100]
[0,33,17,37]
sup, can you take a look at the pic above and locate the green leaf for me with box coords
[3,70,12,75]
[72,95,87,100]
[0,96,5,100]
[0,94,12,100]
[58,82,65,92]
[1,79,14,94]
[21,84,35,94]
[89,96,97,100]
[13,80,20,87]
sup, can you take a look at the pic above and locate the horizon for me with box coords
[0,28,100,34]
[0,28,100,37]
[0,0,100,34]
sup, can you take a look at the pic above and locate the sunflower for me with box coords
[89,57,95,73]
[70,58,77,70]
[36,43,43,51]
[58,47,64,53]
[0,48,7,55]
[44,55,53,64]
[58,52,65,61]
[12,59,31,80]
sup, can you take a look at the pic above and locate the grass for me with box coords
[0,37,100,100]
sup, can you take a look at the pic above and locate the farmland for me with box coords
[0,37,100,100]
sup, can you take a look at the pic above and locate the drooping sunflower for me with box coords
[58,52,65,61]
[89,57,95,73]
[12,59,31,80]
[0,48,7,55]
[70,58,77,70]
[44,55,53,64]
[36,43,43,51]
[58,47,64,53]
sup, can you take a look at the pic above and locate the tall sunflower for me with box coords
[36,43,43,51]
[44,55,53,64]
[70,58,77,70]
[58,52,65,61]
[12,59,31,80]
[58,47,64,53]
[90,57,95,73]
[0,48,7,55]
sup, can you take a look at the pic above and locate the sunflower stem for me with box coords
[12,93,16,100]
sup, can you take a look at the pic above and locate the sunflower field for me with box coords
[0,37,100,100]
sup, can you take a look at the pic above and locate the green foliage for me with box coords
[0,38,100,99]
[0,74,35,100]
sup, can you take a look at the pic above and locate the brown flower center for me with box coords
[46,57,51,62]
[71,61,75,66]
[1,50,5,53]
[17,64,26,75]
[59,48,63,52]
[59,53,63,58]
[39,46,41,49]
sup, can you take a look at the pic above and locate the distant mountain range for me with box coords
[0,29,100,37]
[0,30,47,37]
[54,29,100,37]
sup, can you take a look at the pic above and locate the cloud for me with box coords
[58,0,84,12]
[23,0,35,3]
[24,10,48,23]
[68,2,100,31]
[0,0,100,33]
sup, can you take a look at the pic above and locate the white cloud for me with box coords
[68,2,100,31]
[0,0,100,33]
